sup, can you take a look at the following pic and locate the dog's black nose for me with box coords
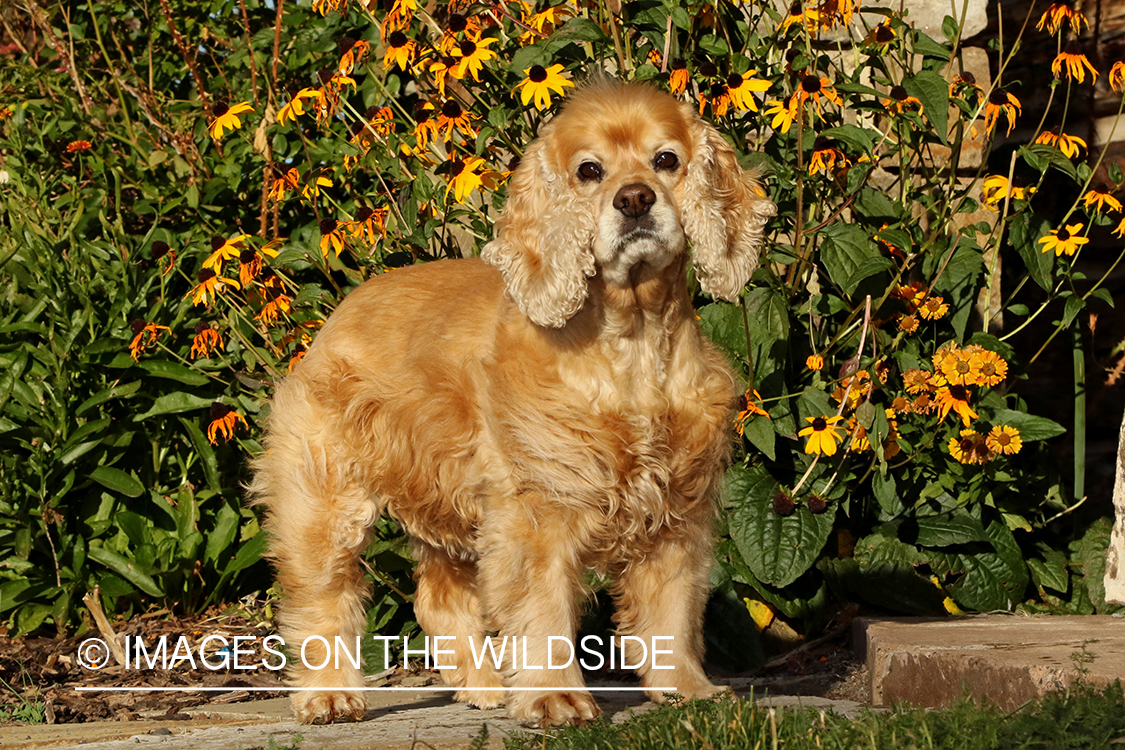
[613,183,656,218]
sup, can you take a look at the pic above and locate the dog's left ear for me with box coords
[680,117,776,302]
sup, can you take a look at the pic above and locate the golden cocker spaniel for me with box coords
[250,81,775,727]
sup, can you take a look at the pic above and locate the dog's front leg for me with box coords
[612,518,726,704]
[477,507,601,727]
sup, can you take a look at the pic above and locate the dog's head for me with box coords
[482,81,776,328]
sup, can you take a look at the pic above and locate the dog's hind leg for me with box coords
[252,428,376,724]
[413,544,505,708]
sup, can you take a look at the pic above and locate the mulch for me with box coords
[0,608,287,724]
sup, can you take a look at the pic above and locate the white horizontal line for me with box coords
[75,686,675,693]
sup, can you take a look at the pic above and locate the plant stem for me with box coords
[1073,324,1086,503]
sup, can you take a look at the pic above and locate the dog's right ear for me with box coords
[482,134,596,328]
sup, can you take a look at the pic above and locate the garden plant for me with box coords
[0,0,1122,653]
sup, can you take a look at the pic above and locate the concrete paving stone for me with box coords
[855,614,1125,710]
[0,678,872,750]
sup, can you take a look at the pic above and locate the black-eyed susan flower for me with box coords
[237,243,277,287]
[882,85,923,115]
[949,70,981,99]
[513,64,573,110]
[66,139,92,153]
[381,0,416,36]
[255,273,292,326]
[446,156,499,203]
[435,99,476,141]
[1082,183,1123,214]
[772,491,796,516]
[301,170,334,202]
[312,0,343,15]
[981,174,1035,209]
[189,268,239,307]
[820,0,858,27]
[202,234,250,273]
[1038,222,1089,256]
[984,89,1021,136]
[151,240,176,277]
[350,205,388,244]
[986,425,1022,455]
[277,88,324,126]
[521,3,572,41]
[669,58,689,95]
[190,322,224,359]
[319,217,348,257]
[128,319,171,360]
[806,354,824,371]
[949,429,991,464]
[1035,127,1086,159]
[427,55,460,97]
[735,389,770,435]
[383,31,416,71]
[935,384,978,426]
[848,418,871,452]
[1037,2,1088,35]
[269,168,301,202]
[1112,61,1125,93]
[975,350,1008,386]
[867,19,896,47]
[1053,42,1099,83]
[918,295,949,321]
[726,71,771,113]
[207,402,246,444]
[792,74,843,115]
[699,82,733,116]
[337,38,370,76]
[764,99,798,133]
[799,415,846,456]
[779,1,820,33]
[808,137,849,176]
[208,101,254,139]
[450,36,497,82]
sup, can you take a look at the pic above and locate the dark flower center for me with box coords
[812,417,828,430]
[507,155,521,172]
[949,385,970,401]
[802,75,822,93]
[1057,228,1071,241]
[960,71,976,84]
[981,362,997,376]
[318,68,334,84]
[213,102,229,117]
[210,402,232,421]
[772,493,795,516]
[788,1,801,13]
[875,24,894,43]
[198,269,216,282]
[807,496,827,514]
[459,40,476,56]
[449,160,466,177]
[989,89,1011,105]
[151,240,170,259]
[709,82,727,99]
[414,102,432,122]
[319,217,338,235]
[671,57,686,71]
[211,235,226,251]
[194,321,209,334]
[995,432,1011,446]
[442,100,463,118]
[240,248,257,264]
[130,319,146,336]
[388,31,408,48]
[529,65,548,83]
[727,73,744,89]
[890,85,908,101]
[960,438,974,453]
[699,60,718,78]
[448,13,467,32]
[356,206,374,222]
[339,37,356,54]
[1064,40,1082,55]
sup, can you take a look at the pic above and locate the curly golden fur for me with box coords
[249,81,775,727]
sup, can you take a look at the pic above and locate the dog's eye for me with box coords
[654,151,679,172]
[577,161,603,182]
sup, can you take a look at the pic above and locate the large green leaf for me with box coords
[726,465,835,588]
[987,409,1066,441]
[134,392,214,421]
[87,545,162,596]
[88,466,145,498]
[819,223,886,296]
[903,68,950,141]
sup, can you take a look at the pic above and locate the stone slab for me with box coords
[855,615,1125,710]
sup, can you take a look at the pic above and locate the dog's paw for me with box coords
[509,690,600,727]
[454,688,505,709]
[292,690,367,724]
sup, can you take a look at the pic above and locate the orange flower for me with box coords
[986,425,1022,455]
[190,323,224,359]
[189,268,239,307]
[66,140,93,152]
[935,384,978,426]
[207,402,246,444]
[319,217,348,258]
[806,354,824,371]
[128,320,171,360]
[1037,2,1088,35]
[209,101,253,139]
[984,89,1021,136]
[255,274,292,326]
[1052,42,1099,84]
[1112,61,1125,93]
[918,295,949,321]
[669,58,689,95]
[202,234,250,273]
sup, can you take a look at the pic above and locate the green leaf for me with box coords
[223,528,268,577]
[1028,544,1069,593]
[726,465,835,588]
[698,35,729,56]
[903,69,950,142]
[134,392,214,421]
[819,125,877,155]
[88,466,145,498]
[941,15,960,42]
[907,512,990,547]
[87,545,162,596]
[1007,212,1054,291]
[698,302,747,363]
[75,380,142,417]
[135,360,210,386]
[742,414,775,461]
[555,17,607,43]
[987,409,1066,441]
[1062,294,1085,328]
[912,30,951,60]
[179,417,221,491]
[819,223,884,296]
[205,503,241,564]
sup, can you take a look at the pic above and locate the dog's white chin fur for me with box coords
[593,205,684,286]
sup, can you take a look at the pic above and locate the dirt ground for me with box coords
[0,609,867,726]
